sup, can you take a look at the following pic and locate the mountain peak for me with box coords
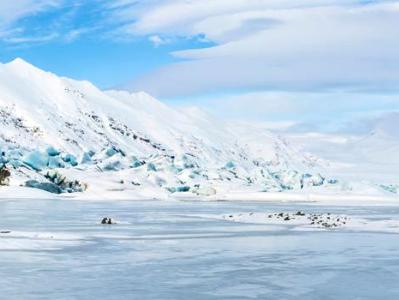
[7,57,32,67]
[5,58,43,73]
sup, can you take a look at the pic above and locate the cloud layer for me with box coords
[117,0,399,97]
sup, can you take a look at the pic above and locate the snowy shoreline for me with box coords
[1,185,398,207]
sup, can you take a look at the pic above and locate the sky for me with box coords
[0,0,398,129]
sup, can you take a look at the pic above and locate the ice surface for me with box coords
[1,199,399,299]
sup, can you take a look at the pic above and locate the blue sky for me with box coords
[0,0,398,128]
[0,1,214,88]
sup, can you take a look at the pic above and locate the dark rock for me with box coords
[0,166,11,186]
[101,217,116,225]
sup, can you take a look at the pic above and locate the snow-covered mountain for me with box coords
[0,58,396,200]
[286,112,399,184]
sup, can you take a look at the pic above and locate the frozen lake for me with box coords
[1,199,399,299]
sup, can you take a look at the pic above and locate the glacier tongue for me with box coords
[0,59,393,199]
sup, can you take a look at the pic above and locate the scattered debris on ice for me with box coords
[222,211,350,229]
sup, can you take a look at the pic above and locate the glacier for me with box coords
[0,58,397,202]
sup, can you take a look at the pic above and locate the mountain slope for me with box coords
[0,58,395,199]
[286,112,399,185]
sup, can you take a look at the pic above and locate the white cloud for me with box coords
[3,33,59,44]
[0,0,61,27]
[0,0,64,44]
[118,0,369,37]
[63,27,94,43]
[117,0,399,97]
[148,35,169,47]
